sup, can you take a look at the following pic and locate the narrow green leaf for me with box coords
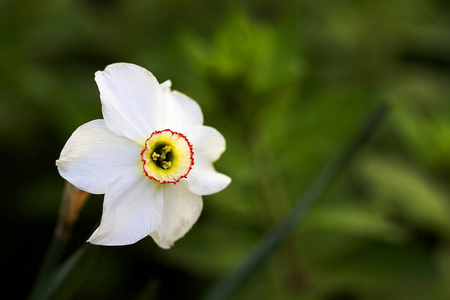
[203,102,390,300]
[29,244,99,300]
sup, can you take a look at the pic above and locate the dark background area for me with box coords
[1,0,450,299]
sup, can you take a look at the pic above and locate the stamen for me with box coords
[161,161,171,169]
[160,146,172,160]
[162,146,172,154]
[152,152,160,161]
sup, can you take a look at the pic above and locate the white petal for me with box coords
[88,173,164,246]
[150,180,203,249]
[186,125,226,162]
[162,82,204,132]
[56,120,142,194]
[95,63,166,143]
[187,160,231,196]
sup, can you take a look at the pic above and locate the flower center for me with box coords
[141,129,194,184]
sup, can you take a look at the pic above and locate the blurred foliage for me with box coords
[1,0,450,299]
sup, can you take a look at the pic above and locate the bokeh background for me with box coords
[2,0,450,299]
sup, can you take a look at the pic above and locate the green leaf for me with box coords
[29,244,99,300]
[203,102,389,300]
[361,156,450,234]
[304,205,406,242]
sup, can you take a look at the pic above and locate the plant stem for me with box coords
[203,101,390,300]
[29,182,89,299]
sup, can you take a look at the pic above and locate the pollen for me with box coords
[161,161,172,169]
[141,129,194,184]
[151,145,173,169]
[162,146,172,154]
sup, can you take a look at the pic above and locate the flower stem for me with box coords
[203,101,390,300]
[29,182,89,298]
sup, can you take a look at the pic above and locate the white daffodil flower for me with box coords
[56,63,231,248]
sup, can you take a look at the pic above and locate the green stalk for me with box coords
[28,182,89,299]
[203,102,390,300]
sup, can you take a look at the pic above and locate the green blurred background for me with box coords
[2,0,450,299]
